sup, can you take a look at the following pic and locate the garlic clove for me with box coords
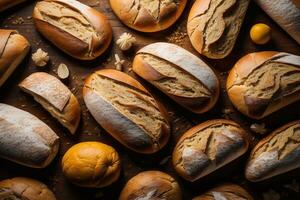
[57,63,70,79]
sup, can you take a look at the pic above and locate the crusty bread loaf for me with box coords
[83,69,170,154]
[227,51,300,119]
[33,0,112,60]
[19,72,81,134]
[0,103,59,168]
[255,0,300,45]
[0,0,25,12]
[173,119,249,182]
[133,42,220,114]
[245,120,300,182]
[187,0,250,59]
[0,29,30,87]
[0,177,56,200]
[109,0,187,32]
[119,171,182,200]
[193,183,253,200]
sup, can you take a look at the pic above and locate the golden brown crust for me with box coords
[0,0,25,12]
[109,0,187,32]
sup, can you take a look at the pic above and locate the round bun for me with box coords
[62,142,121,188]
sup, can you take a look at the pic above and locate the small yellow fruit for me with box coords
[250,23,271,45]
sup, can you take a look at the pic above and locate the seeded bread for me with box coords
[173,119,249,182]
[227,51,300,119]
[0,0,25,12]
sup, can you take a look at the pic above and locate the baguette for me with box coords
[173,119,249,182]
[0,29,30,87]
[187,0,250,59]
[0,104,59,168]
[245,120,300,182]
[83,69,170,154]
[19,72,81,134]
[33,0,112,60]
[0,0,25,12]
[119,171,182,200]
[0,177,56,200]
[227,51,300,119]
[133,42,220,114]
[109,0,187,32]
[255,0,300,45]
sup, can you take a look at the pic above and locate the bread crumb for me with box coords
[116,33,136,51]
[250,123,267,134]
[166,26,188,45]
[57,63,70,79]
[11,17,24,25]
[114,54,125,71]
[263,190,280,200]
[284,180,300,192]
[32,48,49,67]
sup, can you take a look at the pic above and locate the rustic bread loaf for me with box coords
[245,120,300,182]
[33,0,112,60]
[187,0,250,59]
[109,0,187,32]
[0,0,25,12]
[193,183,253,200]
[119,171,182,200]
[0,29,30,87]
[227,51,300,119]
[173,119,249,182]
[62,142,121,188]
[0,177,56,200]
[83,69,170,154]
[255,0,300,45]
[133,42,220,114]
[19,72,81,134]
[0,103,59,168]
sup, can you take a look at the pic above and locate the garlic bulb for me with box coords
[57,63,69,79]
[114,54,125,71]
[116,33,136,51]
[32,48,49,67]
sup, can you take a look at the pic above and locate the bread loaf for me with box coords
[33,0,112,60]
[119,171,182,200]
[193,184,253,200]
[109,0,187,32]
[133,42,220,114]
[187,0,250,59]
[245,120,300,182]
[83,69,170,154]
[0,29,30,87]
[0,0,25,12]
[255,0,300,45]
[19,72,81,134]
[0,177,56,200]
[0,103,59,168]
[173,119,249,182]
[227,51,300,119]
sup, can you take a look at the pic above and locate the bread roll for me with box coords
[133,42,220,114]
[33,0,112,60]
[193,183,253,200]
[62,142,121,188]
[109,0,187,32]
[187,0,250,59]
[245,120,300,182]
[0,0,25,12]
[119,171,182,200]
[0,104,59,168]
[19,72,81,134]
[83,69,170,154]
[255,0,300,45]
[0,177,56,200]
[173,119,249,182]
[0,29,30,87]
[227,51,300,119]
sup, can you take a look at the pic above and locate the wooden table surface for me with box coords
[1,0,300,199]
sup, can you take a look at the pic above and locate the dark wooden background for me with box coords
[0,0,300,199]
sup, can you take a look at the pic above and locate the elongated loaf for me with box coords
[0,0,25,12]
[133,42,220,114]
[245,120,300,182]
[173,119,249,182]
[0,177,56,200]
[33,0,112,60]
[19,72,81,134]
[0,29,30,87]
[119,171,182,200]
[227,51,300,119]
[83,69,170,154]
[109,0,187,32]
[0,104,59,168]
[193,184,253,200]
[187,0,250,59]
[255,0,300,45]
